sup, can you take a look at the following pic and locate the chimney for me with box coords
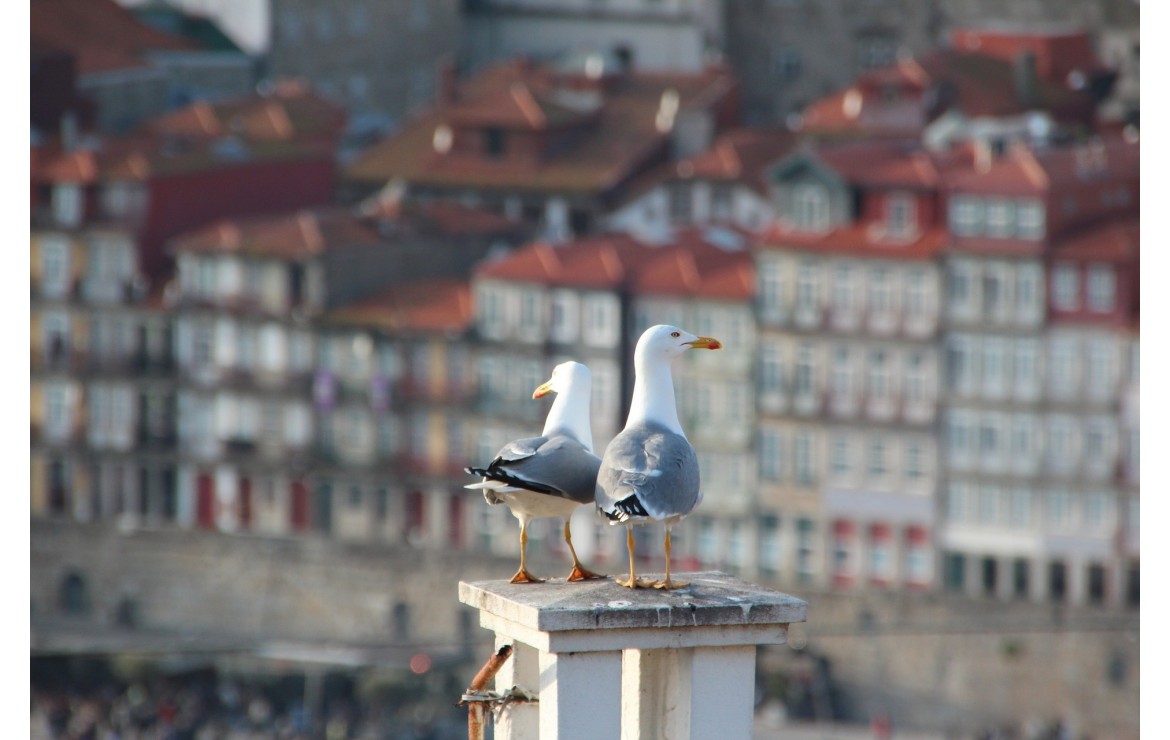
[436,56,458,107]
[1014,50,1039,108]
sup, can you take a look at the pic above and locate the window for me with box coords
[348,4,370,35]
[1047,417,1076,471]
[1013,340,1039,398]
[1011,416,1036,466]
[1016,264,1042,322]
[1017,200,1045,239]
[947,262,974,316]
[948,195,982,237]
[978,485,1003,525]
[668,183,692,223]
[759,516,780,574]
[711,185,733,220]
[479,286,503,333]
[905,441,925,480]
[1049,337,1078,394]
[830,347,852,397]
[759,428,782,481]
[53,184,83,227]
[1009,489,1033,527]
[1052,264,1079,311]
[772,46,803,80]
[946,482,971,522]
[40,236,70,297]
[982,269,1003,318]
[867,438,886,477]
[697,518,719,563]
[885,193,915,238]
[905,351,926,403]
[758,259,783,315]
[906,269,927,317]
[946,411,973,464]
[868,350,889,401]
[794,431,815,486]
[1084,492,1112,531]
[484,127,506,158]
[582,294,618,347]
[946,337,973,393]
[1045,490,1073,529]
[830,435,850,475]
[1086,339,1115,393]
[794,343,815,396]
[985,199,1014,238]
[549,291,577,343]
[981,339,1006,397]
[832,266,853,313]
[519,290,541,335]
[869,267,892,314]
[792,183,830,232]
[1086,264,1116,312]
[795,262,818,312]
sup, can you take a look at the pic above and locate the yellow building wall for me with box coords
[30,454,46,516]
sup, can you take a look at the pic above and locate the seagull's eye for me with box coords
[670,331,681,338]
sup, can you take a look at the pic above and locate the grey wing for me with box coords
[596,426,700,522]
[488,435,601,505]
[493,435,548,463]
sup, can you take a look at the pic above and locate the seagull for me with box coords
[465,361,604,584]
[596,325,722,590]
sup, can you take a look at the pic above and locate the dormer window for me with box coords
[1086,264,1116,313]
[885,192,916,239]
[484,127,506,158]
[792,183,830,232]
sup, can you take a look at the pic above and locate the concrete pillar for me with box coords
[460,571,807,740]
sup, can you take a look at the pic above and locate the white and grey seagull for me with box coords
[465,361,604,583]
[596,324,722,590]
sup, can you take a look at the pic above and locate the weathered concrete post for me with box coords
[459,571,808,739]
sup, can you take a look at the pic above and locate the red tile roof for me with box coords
[32,134,329,184]
[358,196,526,238]
[169,208,382,259]
[325,279,474,334]
[477,226,756,301]
[142,81,347,145]
[800,49,1094,138]
[619,126,798,204]
[30,0,194,76]
[757,223,949,260]
[345,59,738,195]
[1051,217,1139,262]
[950,27,1108,85]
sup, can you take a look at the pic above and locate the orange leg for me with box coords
[509,519,545,584]
[564,521,604,581]
[653,527,689,590]
[615,526,657,589]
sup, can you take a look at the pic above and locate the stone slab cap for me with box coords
[459,571,808,633]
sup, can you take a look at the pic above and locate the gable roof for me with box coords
[30,0,195,76]
[325,279,474,334]
[477,226,755,301]
[169,208,382,259]
[345,59,738,196]
[800,48,1095,138]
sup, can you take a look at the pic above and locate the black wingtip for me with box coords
[602,494,650,523]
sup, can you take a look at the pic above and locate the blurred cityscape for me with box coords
[29,0,1139,738]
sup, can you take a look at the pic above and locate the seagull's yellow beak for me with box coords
[686,336,723,350]
[532,379,555,399]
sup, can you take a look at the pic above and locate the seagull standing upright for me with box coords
[465,361,604,583]
[596,325,722,589]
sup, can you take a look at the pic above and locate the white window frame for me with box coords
[792,183,831,233]
[1052,264,1079,311]
[1086,264,1116,313]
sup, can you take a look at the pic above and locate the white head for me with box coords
[626,326,722,435]
[533,361,594,448]
[633,325,722,367]
[532,360,591,399]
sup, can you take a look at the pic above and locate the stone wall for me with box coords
[32,520,1138,736]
